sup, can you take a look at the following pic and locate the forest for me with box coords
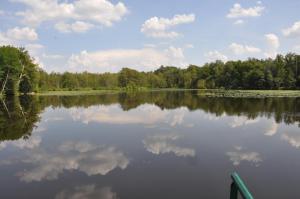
[0,46,300,95]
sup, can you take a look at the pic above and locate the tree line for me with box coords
[1,46,299,95]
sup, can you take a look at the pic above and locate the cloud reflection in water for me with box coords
[69,105,188,127]
[55,184,117,199]
[143,133,195,157]
[282,131,300,148]
[226,146,262,166]
[12,141,129,182]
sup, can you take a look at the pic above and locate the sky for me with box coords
[0,0,300,73]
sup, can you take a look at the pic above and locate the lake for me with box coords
[0,91,299,198]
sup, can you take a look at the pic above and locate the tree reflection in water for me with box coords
[0,91,299,142]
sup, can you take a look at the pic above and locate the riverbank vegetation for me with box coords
[39,54,300,91]
[196,89,300,97]
[0,46,300,96]
[36,89,300,98]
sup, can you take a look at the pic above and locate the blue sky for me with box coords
[0,0,300,73]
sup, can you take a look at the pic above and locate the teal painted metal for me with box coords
[230,172,254,199]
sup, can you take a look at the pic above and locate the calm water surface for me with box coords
[0,91,299,198]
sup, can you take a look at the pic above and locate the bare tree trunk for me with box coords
[1,69,9,95]
[0,98,10,118]
[18,60,25,85]
[19,102,27,123]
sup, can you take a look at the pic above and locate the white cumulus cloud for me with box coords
[55,21,94,33]
[24,43,45,67]
[141,14,195,38]
[234,19,244,25]
[227,3,264,18]
[229,43,261,55]
[42,53,64,59]
[0,27,38,45]
[185,44,194,49]
[204,51,228,62]
[12,0,128,32]
[67,46,187,72]
[264,33,280,58]
[282,21,300,38]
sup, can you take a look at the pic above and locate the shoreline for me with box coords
[34,89,120,96]
[33,89,300,98]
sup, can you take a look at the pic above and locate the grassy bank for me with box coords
[34,89,300,97]
[35,89,121,96]
[196,89,300,98]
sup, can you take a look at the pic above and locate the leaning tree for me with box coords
[0,46,39,95]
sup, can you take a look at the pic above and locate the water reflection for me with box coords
[4,141,129,182]
[0,92,297,142]
[282,131,300,148]
[70,104,168,125]
[265,121,279,136]
[226,146,262,166]
[143,133,195,157]
[55,185,117,199]
[0,91,299,198]
[229,116,260,128]
[0,134,41,151]
[36,92,299,125]
[69,104,189,128]
[0,95,41,141]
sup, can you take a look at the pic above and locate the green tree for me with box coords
[19,75,32,94]
[0,46,23,95]
[118,68,142,87]
[61,72,79,89]
[0,46,39,95]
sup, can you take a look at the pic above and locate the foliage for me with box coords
[37,53,300,91]
[19,75,32,94]
[0,46,39,95]
[1,45,300,93]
